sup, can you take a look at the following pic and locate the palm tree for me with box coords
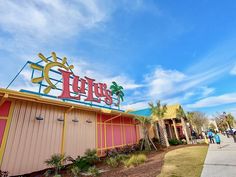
[45,153,66,176]
[176,107,190,144]
[110,81,124,107]
[135,116,157,151]
[149,100,169,147]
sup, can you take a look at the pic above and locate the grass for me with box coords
[157,146,208,177]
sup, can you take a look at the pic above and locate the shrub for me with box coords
[116,154,130,161]
[45,154,66,176]
[105,144,139,157]
[123,154,147,168]
[106,157,119,168]
[106,148,119,157]
[87,166,100,177]
[71,166,81,177]
[84,149,99,165]
[106,154,130,168]
[68,149,99,172]
[168,139,183,146]
[68,156,91,172]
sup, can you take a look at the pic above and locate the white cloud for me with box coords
[70,58,142,90]
[186,92,236,108]
[200,86,215,97]
[0,0,108,39]
[230,64,236,75]
[144,66,220,101]
[145,66,186,98]
[0,0,113,53]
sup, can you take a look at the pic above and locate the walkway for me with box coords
[201,134,236,177]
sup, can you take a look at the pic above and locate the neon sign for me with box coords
[29,52,124,108]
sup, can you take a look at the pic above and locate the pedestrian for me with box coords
[191,130,197,144]
[214,132,221,148]
[207,130,215,144]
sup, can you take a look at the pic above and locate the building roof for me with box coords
[131,104,181,120]
[0,88,134,118]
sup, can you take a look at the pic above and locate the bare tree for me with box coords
[190,112,208,134]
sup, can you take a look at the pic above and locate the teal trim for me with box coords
[130,108,151,117]
[20,89,124,112]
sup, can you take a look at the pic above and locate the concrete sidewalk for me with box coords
[201,134,236,177]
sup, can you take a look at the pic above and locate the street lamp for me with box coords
[222,112,236,143]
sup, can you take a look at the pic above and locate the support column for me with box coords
[172,119,179,140]
[181,117,190,144]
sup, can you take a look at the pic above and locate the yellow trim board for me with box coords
[0,100,15,165]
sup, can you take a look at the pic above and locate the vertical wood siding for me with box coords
[64,110,96,158]
[1,100,64,176]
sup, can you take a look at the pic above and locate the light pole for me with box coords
[223,112,236,143]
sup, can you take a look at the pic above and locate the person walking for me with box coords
[214,132,221,148]
[207,130,215,144]
[191,130,197,144]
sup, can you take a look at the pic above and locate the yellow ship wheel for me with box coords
[30,52,74,94]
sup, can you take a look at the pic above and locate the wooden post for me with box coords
[172,119,179,140]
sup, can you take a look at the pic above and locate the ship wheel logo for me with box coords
[30,52,74,94]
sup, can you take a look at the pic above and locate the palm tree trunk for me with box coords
[115,96,120,107]
[159,119,170,147]
[181,117,190,144]
[172,118,179,140]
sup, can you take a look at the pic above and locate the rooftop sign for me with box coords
[20,52,124,110]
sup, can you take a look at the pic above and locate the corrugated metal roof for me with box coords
[131,104,181,120]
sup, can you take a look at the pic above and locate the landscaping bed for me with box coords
[20,144,207,177]
[99,145,207,177]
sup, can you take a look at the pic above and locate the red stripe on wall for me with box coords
[0,101,11,117]
[0,119,7,147]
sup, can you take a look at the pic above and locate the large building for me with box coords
[0,53,142,176]
[0,88,140,176]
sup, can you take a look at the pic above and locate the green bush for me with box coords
[122,154,147,168]
[105,144,139,157]
[106,154,130,168]
[68,156,91,172]
[106,157,119,168]
[45,154,66,176]
[71,166,81,177]
[87,166,100,177]
[168,139,183,146]
[84,149,99,165]
[68,149,99,172]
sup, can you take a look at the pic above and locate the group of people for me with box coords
[207,130,221,147]
[191,129,221,147]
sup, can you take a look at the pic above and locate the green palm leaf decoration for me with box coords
[149,100,169,147]
[110,81,124,107]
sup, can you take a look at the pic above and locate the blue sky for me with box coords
[1,0,236,117]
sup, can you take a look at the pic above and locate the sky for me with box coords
[1,0,236,118]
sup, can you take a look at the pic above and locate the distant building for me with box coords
[131,104,191,144]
